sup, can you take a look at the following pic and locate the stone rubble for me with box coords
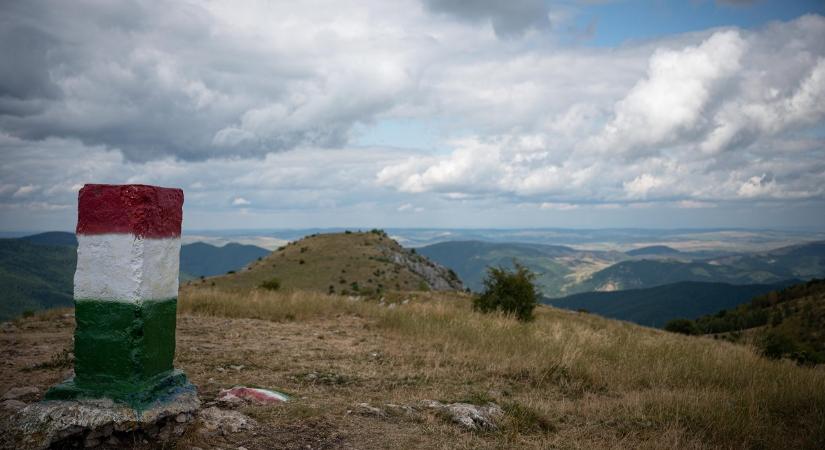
[350,400,503,431]
[420,400,504,431]
[198,406,257,435]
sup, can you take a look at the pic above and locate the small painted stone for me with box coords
[216,386,289,405]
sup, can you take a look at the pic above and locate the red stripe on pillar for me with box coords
[76,184,184,238]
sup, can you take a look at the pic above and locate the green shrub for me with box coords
[664,318,701,335]
[259,278,281,291]
[473,262,538,322]
[760,331,798,359]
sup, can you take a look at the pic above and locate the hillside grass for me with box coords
[189,231,440,295]
[0,239,75,321]
[179,287,825,449]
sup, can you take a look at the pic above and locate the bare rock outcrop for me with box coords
[377,244,464,291]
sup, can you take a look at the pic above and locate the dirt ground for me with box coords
[0,310,520,450]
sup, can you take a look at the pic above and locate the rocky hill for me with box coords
[194,230,463,295]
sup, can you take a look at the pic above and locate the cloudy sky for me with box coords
[1,0,824,232]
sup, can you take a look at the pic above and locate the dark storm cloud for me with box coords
[0,23,61,116]
[421,0,551,37]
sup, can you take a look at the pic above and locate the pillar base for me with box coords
[45,369,191,411]
[13,380,199,450]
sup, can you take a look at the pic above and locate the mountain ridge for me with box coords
[545,279,799,327]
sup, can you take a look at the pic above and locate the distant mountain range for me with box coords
[544,280,798,327]
[420,240,825,298]
[625,245,681,256]
[179,242,270,277]
[0,232,269,321]
[418,240,625,297]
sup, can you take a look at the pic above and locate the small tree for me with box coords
[664,318,700,335]
[259,277,281,291]
[474,262,539,321]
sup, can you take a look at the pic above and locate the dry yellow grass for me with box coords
[177,287,825,449]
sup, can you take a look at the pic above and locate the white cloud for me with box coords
[377,16,825,206]
[232,197,251,206]
[398,203,424,212]
[0,3,824,229]
[737,174,777,198]
[676,200,717,209]
[540,202,579,211]
[12,184,39,197]
[594,30,746,154]
[623,174,665,199]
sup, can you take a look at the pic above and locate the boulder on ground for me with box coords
[350,400,503,431]
[198,406,256,435]
[420,400,503,431]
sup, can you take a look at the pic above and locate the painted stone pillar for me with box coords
[46,184,190,410]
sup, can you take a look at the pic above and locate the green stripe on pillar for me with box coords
[74,298,178,386]
[45,298,185,410]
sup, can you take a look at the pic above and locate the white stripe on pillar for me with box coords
[74,233,181,302]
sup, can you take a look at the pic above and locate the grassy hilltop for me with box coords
[192,230,462,295]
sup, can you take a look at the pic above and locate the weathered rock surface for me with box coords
[9,385,199,449]
[198,406,256,435]
[377,244,464,291]
[420,400,503,431]
[352,402,385,418]
[351,400,503,431]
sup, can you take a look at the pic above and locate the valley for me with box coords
[3,229,825,328]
